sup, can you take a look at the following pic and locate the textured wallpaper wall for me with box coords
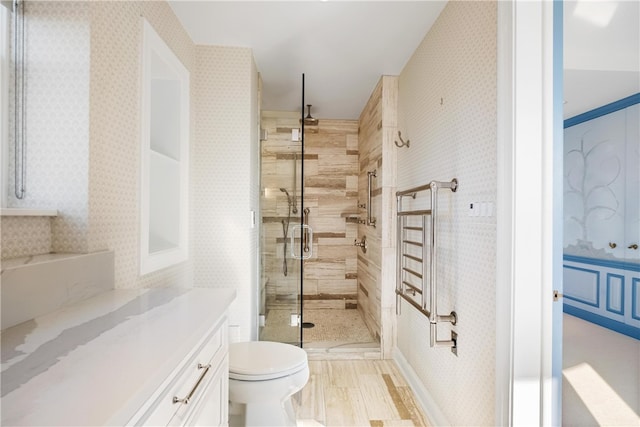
[395,1,498,425]
[3,1,91,258]
[2,1,259,339]
[3,1,197,291]
[193,45,258,341]
[87,1,196,290]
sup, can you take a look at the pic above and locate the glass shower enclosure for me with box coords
[258,75,310,346]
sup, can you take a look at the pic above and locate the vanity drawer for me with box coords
[138,319,228,426]
[168,355,229,426]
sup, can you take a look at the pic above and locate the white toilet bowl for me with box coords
[228,341,309,427]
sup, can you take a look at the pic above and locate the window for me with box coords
[1,4,9,207]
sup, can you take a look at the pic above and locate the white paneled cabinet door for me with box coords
[564,108,627,258]
[564,101,639,263]
[563,99,640,335]
[624,104,639,263]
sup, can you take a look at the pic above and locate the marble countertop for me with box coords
[1,287,235,426]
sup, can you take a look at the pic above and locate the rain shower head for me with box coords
[301,104,319,126]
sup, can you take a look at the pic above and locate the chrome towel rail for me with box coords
[396,178,458,351]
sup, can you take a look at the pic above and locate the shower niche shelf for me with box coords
[139,18,189,275]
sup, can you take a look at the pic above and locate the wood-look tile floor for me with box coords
[293,360,430,427]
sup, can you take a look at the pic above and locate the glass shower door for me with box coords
[258,75,307,346]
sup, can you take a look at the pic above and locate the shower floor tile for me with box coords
[303,309,376,343]
[260,308,378,350]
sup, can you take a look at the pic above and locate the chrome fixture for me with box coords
[13,0,26,199]
[280,188,295,276]
[354,236,367,253]
[173,363,212,404]
[367,170,377,227]
[303,208,311,252]
[291,223,313,260]
[302,104,318,126]
[396,178,459,351]
[292,154,298,214]
[280,187,293,209]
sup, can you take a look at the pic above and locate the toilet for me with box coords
[228,341,309,427]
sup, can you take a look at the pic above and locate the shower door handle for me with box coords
[303,208,311,252]
[291,224,313,260]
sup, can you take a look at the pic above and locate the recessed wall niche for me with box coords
[139,18,189,275]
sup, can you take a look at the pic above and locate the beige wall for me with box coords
[193,45,259,341]
[2,1,260,338]
[87,1,196,290]
[2,1,196,288]
[395,1,498,425]
[3,1,91,258]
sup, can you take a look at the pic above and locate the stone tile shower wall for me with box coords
[357,76,398,352]
[260,111,359,312]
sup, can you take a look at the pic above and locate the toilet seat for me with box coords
[229,341,308,381]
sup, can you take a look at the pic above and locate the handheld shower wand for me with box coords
[279,188,294,276]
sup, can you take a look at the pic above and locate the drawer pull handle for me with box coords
[172,363,211,405]
[629,244,638,250]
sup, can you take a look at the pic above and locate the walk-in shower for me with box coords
[258,78,378,352]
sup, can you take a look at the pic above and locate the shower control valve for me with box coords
[354,236,367,253]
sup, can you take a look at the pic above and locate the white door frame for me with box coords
[496,1,563,425]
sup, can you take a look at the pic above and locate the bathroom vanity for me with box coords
[0,287,235,426]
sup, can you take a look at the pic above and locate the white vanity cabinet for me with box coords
[0,288,235,427]
[134,318,229,427]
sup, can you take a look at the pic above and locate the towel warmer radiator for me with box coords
[396,178,458,350]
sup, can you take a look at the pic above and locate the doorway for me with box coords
[562,1,640,424]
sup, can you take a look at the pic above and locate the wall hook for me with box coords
[395,131,410,148]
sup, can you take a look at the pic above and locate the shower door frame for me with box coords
[297,72,307,346]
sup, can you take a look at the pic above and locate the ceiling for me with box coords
[564,0,639,119]
[168,0,447,119]
[169,1,640,121]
